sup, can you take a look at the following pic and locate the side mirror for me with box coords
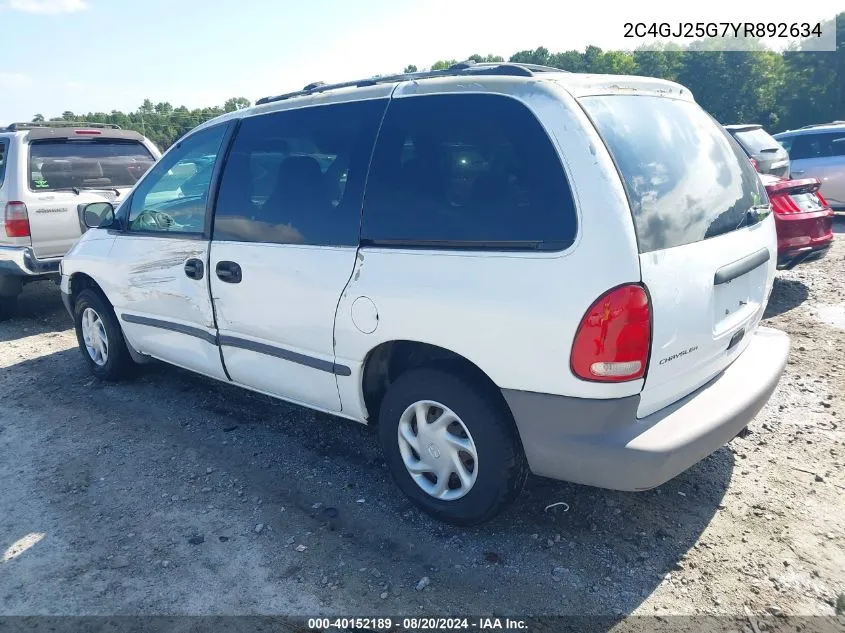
[82,202,115,229]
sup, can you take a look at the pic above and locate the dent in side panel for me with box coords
[111,238,215,329]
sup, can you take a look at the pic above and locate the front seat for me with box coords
[263,156,331,242]
[39,159,74,190]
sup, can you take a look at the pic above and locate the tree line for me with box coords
[35,13,843,151]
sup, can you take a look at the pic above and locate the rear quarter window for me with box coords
[361,93,577,251]
[0,139,8,189]
[581,95,767,253]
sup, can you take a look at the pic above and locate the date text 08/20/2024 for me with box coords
[306,617,528,630]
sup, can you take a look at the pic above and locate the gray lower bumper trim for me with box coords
[504,327,790,491]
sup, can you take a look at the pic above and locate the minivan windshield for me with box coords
[29,139,155,192]
[581,95,768,253]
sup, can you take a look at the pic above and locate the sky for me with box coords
[0,0,841,124]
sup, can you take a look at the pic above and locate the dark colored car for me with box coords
[759,173,833,269]
[725,124,790,178]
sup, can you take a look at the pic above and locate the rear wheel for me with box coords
[73,289,133,380]
[378,367,527,525]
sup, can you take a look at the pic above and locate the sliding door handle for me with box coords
[216,261,242,283]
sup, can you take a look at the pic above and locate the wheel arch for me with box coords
[360,339,515,426]
[67,271,111,308]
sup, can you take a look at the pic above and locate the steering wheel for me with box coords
[134,209,177,231]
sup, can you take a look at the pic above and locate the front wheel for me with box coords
[378,368,527,526]
[73,289,134,380]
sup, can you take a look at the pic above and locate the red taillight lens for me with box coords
[769,192,801,215]
[571,284,651,382]
[749,158,760,172]
[816,191,829,207]
[4,202,30,238]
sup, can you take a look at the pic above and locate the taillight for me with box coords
[749,158,760,172]
[816,191,829,207]
[4,202,30,238]
[571,284,651,382]
[769,192,801,215]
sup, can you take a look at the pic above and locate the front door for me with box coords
[208,97,388,411]
[108,122,232,381]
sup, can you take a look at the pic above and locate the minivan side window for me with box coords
[361,94,577,251]
[126,124,229,235]
[0,139,7,189]
[213,99,387,246]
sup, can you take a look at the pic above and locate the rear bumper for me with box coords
[504,327,790,491]
[0,245,62,277]
[777,243,832,269]
[775,209,833,269]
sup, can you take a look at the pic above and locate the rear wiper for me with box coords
[77,186,121,197]
[736,204,771,231]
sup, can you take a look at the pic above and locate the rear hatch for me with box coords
[581,95,776,418]
[26,131,155,257]
[731,126,790,178]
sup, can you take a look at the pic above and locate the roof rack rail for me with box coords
[3,121,122,132]
[798,120,845,129]
[256,60,566,106]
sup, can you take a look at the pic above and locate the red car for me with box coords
[759,174,834,269]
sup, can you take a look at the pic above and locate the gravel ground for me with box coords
[1,219,843,618]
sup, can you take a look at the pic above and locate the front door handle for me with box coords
[184,258,204,280]
[216,261,242,283]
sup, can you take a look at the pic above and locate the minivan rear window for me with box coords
[581,95,767,253]
[29,139,155,192]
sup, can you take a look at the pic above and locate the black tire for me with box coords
[378,367,528,526]
[0,295,18,321]
[73,288,134,380]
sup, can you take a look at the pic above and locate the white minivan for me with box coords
[60,63,790,525]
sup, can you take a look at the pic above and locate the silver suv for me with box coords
[0,121,159,319]
[774,122,845,211]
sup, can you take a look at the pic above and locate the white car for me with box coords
[0,121,159,319]
[60,62,790,525]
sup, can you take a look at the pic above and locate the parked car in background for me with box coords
[725,124,790,178]
[758,173,834,269]
[0,121,160,319]
[774,122,845,211]
[60,63,789,525]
